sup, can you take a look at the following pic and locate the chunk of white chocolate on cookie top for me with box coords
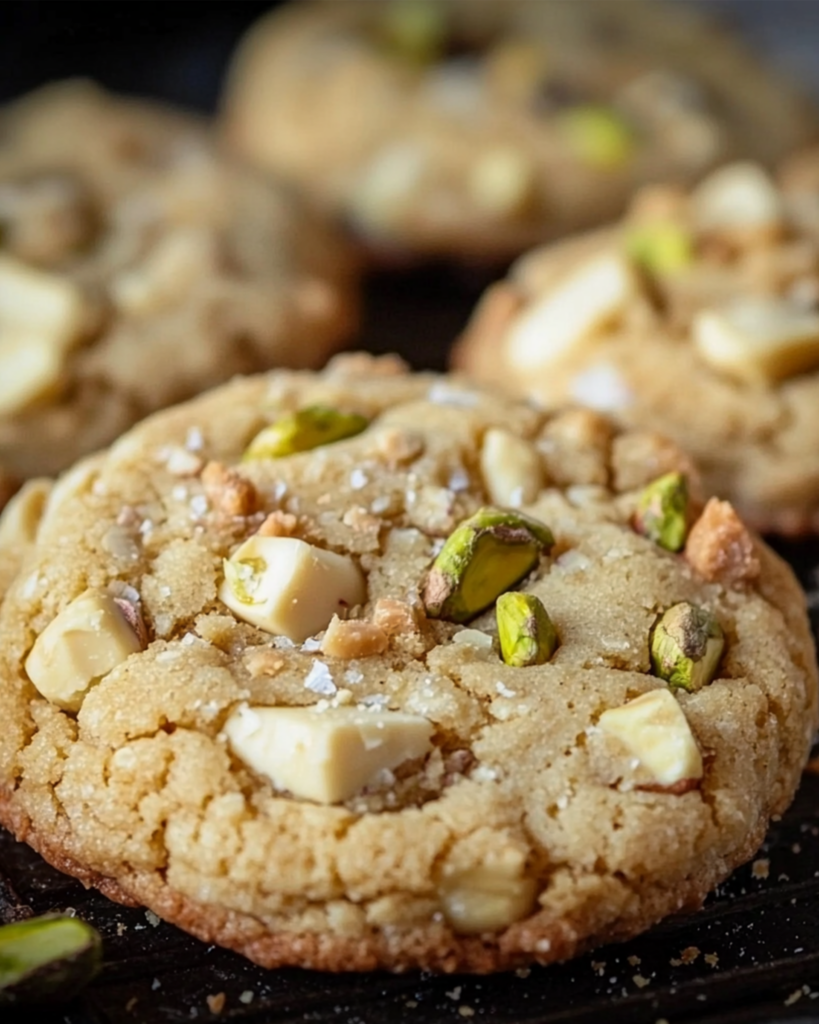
[223,704,433,804]
[598,689,703,788]
[693,297,819,384]
[219,535,366,643]
[507,252,636,371]
[25,589,145,712]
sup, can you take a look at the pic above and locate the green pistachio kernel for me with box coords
[626,221,693,275]
[633,472,689,552]
[650,602,724,692]
[0,915,102,1005]
[379,0,447,64]
[496,591,559,667]
[242,405,369,461]
[423,507,554,623]
[559,105,635,169]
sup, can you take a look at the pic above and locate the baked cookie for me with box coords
[456,158,819,535]
[220,0,818,263]
[0,80,359,487]
[0,354,815,973]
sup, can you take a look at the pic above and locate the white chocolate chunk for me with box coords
[219,535,366,643]
[0,478,51,548]
[598,689,702,787]
[25,589,144,711]
[223,703,433,804]
[439,853,536,934]
[691,162,783,233]
[0,334,64,415]
[468,147,535,218]
[111,228,215,316]
[693,297,819,384]
[480,428,543,506]
[507,253,636,370]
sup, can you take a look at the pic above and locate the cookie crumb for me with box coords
[458,1007,476,1018]
[633,974,650,988]
[704,952,719,967]
[752,857,770,879]
[239,991,254,1004]
[446,986,462,1001]
[627,955,641,966]
[206,992,226,1014]
[125,997,138,1012]
[145,910,160,927]
[201,460,258,517]
[784,989,803,1006]
[515,967,531,979]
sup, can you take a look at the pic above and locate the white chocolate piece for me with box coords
[693,297,819,384]
[691,162,783,233]
[507,253,636,370]
[25,589,144,711]
[223,703,433,804]
[480,428,544,507]
[439,853,537,934]
[0,478,51,547]
[111,228,215,316]
[219,535,367,643]
[598,688,703,787]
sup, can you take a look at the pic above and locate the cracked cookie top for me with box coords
[0,355,815,972]
[220,0,818,262]
[0,80,359,487]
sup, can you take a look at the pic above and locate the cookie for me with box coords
[220,0,818,263]
[455,158,819,535]
[0,80,359,487]
[0,353,815,973]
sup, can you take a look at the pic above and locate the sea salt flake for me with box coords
[305,659,337,695]
[350,468,368,490]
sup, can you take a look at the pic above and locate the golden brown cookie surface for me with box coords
[0,356,815,972]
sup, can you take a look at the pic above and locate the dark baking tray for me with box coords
[4,3,819,1022]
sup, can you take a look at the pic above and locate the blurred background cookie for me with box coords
[455,157,819,535]
[220,0,819,264]
[0,81,359,484]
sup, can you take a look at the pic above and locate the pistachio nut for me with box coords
[559,105,635,169]
[0,915,101,1005]
[423,507,554,623]
[650,602,724,692]
[496,591,559,667]
[243,405,369,461]
[625,221,693,276]
[632,472,689,552]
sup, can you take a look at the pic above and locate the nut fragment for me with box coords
[439,857,537,935]
[220,535,366,642]
[558,105,635,169]
[693,297,819,384]
[625,221,693,276]
[507,253,636,370]
[223,703,433,804]
[480,428,544,507]
[243,406,369,460]
[598,688,703,787]
[632,472,689,552]
[320,616,388,659]
[684,497,760,586]
[372,597,421,636]
[423,507,554,623]
[25,589,145,711]
[650,602,724,692]
[0,914,102,1006]
[690,162,783,236]
[496,592,559,667]
[201,461,258,517]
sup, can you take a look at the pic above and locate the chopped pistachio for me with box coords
[0,915,101,1005]
[650,602,724,692]
[242,405,369,460]
[625,221,693,276]
[559,105,635,169]
[496,591,559,666]
[423,507,554,623]
[378,0,447,64]
[632,472,689,552]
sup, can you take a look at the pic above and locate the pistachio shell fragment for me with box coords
[496,591,559,667]
[0,915,101,1005]
[650,602,724,692]
[633,472,689,552]
[625,221,693,276]
[242,405,369,460]
[423,507,554,623]
[559,105,634,169]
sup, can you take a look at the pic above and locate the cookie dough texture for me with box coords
[0,356,815,973]
[0,80,359,486]
[221,0,818,262]
[456,157,819,535]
